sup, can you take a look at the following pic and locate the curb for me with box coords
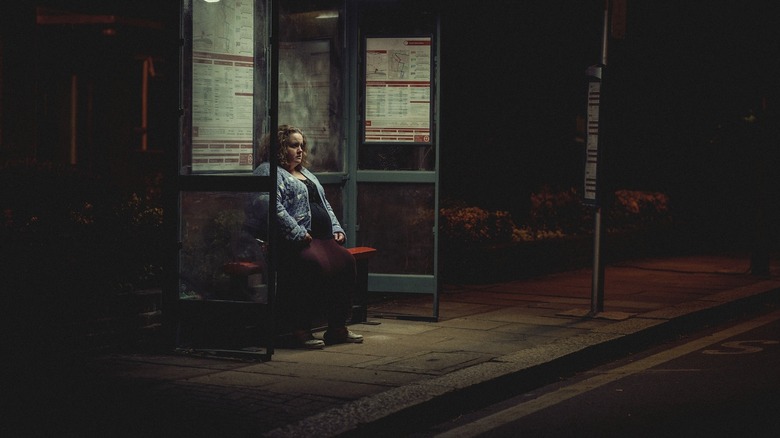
[264,280,780,438]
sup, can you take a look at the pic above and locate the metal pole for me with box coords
[268,0,280,356]
[433,11,441,321]
[591,206,605,315]
[141,58,149,152]
[590,0,610,316]
[70,74,78,165]
[600,0,609,66]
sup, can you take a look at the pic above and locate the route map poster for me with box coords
[191,0,254,173]
[364,37,432,144]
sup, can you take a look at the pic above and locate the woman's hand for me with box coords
[333,232,345,245]
[304,232,313,244]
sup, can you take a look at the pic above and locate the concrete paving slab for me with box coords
[467,308,562,324]
[431,338,538,355]
[615,256,752,273]
[238,360,425,388]
[556,308,635,320]
[491,322,589,338]
[592,317,666,335]
[320,335,452,358]
[705,280,780,302]
[475,309,610,330]
[640,300,721,319]
[443,293,534,306]
[99,352,251,370]
[270,349,385,367]
[424,325,536,342]
[87,355,247,380]
[349,319,440,335]
[435,301,503,315]
[375,351,491,374]
[529,301,590,311]
[433,317,511,330]
[89,362,224,381]
[629,290,706,303]
[262,376,390,399]
[293,365,424,387]
[185,370,287,387]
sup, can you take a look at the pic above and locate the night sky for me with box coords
[7,0,779,221]
[439,0,779,220]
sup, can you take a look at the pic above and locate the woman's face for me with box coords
[283,132,304,170]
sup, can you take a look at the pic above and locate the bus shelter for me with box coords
[172,0,441,359]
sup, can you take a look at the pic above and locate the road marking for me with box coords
[435,309,780,438]
[702,340,779,354]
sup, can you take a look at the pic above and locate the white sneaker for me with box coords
[324,328,364,345]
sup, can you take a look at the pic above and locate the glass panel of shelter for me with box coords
[175,0,274,355]
[176,0,348,353]
[179,191,269,303]
[356,183,434,275]
[277,0,345,174]
[352,2,439,319]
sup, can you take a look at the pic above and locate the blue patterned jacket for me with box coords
[252,162,344,242]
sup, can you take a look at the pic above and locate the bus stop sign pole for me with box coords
[585,0,616,316]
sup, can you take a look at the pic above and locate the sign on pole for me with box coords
[583,65,602,204]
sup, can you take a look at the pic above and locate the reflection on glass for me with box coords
[322,184,343,223]
[279,0,344,172]
[357,183,434,275]
[179,191,269,302]
[358,144,435,170]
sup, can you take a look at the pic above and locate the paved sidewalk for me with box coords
[9,253,780,437]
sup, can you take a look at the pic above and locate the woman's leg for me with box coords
[300,239,363,345]
[301,239,356,329]
[278,241,322,348]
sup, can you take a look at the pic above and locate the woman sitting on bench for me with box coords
[253,125,363,349]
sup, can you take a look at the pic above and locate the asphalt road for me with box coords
[416,305,780,438]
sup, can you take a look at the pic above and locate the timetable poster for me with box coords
[364,37,432,144]
[191,0,254,173]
